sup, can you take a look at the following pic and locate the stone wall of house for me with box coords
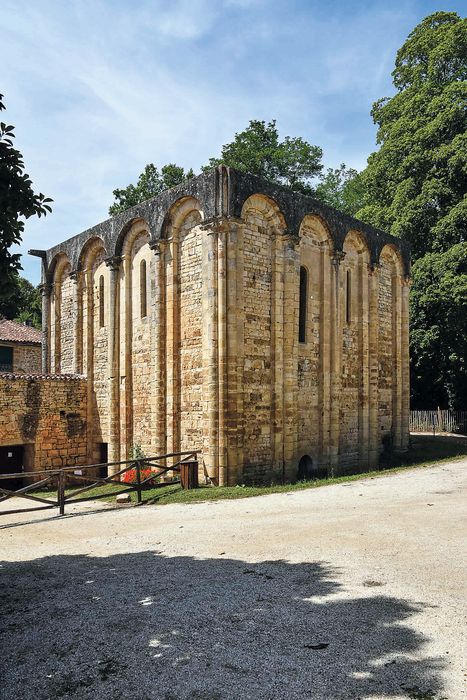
[0,375,87,472]
[9,344,42,374]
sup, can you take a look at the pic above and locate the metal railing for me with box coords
[0,451,199,518]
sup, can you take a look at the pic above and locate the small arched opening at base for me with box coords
[297,454,314,481]
[297,454,328,481]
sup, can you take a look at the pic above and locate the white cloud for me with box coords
[1,0,444,284]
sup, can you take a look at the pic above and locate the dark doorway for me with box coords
[297,454,314,480]
[0,444,24,491]
[297,454,328,481]
[99,443,108,479]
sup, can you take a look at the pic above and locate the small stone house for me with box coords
[0,318,42,374]
[26,167,410,485]
[0,320,88,483]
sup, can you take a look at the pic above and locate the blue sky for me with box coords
[1,0,464,283]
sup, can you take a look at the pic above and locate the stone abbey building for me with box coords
[28,167,410,484]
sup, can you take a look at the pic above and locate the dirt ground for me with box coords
[1,459,466,700]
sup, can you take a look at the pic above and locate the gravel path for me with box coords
[1,460,466,700]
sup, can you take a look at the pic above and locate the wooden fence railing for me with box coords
[410,410,467,435]
[0,451,199,518]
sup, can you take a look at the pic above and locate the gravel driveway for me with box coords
[1,460,466,700]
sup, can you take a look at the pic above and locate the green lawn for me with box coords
[47,434,466,508]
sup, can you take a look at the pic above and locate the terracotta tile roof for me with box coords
[0,318,43,344]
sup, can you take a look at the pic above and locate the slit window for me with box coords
[346,269,351,324]
[140,259,147,318]
[99,275,105,327]
[299,266,308,343]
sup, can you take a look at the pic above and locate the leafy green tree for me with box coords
[356,12,467,260]
[314,164,365,216]
[109,163,194,215]
[203,119,323,195]
[410,243,467,410]
[0,274,42,328]
[355,12,467,409]
[0,94,52,305]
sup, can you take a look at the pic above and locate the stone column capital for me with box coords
[282,231,300,249]
[402,274,412,287]
[69,269,83,282]
[104,255,122,272]
[149,239,167,255]
[38,282,52,296]
[331,250,346,270]
[368,261,381,276]
[200,216,244,235]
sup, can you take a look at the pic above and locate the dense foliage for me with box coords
[0,94,52,306]
[314,164,365,216]
[356,12,466,259]
[0,274,42,328]
[203,119,323,195]
[410,244,467,410]
[356,12,467,409]
[109,163,194,215]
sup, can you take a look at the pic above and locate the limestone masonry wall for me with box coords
[129,232,152,455]
[242,198,274,480]
[0,375,87,472]
[10,344,42,374]
[179,212,204,453]
[37,168,410,484]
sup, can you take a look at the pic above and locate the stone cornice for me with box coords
[38,167,411,280]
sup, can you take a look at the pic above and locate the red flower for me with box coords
[121,468,158,485]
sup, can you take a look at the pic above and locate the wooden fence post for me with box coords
[180,459,199,490]
[58,470,66,516]
[135,460,142,504]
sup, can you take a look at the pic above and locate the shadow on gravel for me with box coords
[0,551,445,700]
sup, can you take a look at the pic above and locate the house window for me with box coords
[299,266,308,343]
[346,269,351,324]
[0,346,13,372]
[140,259,147,318]
[99,275,105,328]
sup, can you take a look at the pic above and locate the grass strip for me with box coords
[32,435,466,507]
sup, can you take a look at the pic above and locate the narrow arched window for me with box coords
[299,266,308,343]
[140,259,147,318]
[346,269,351,324]
[99,275,105,328]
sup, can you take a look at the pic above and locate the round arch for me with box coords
[161,196,203,240]
[47,252,71,285]
[241,193,287,232]
[299,213,334,249]
[119,220,150,259]
[379,243,404,277]
[114,217,149,258]
[77,236,107,272]
[343,229,371,261]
